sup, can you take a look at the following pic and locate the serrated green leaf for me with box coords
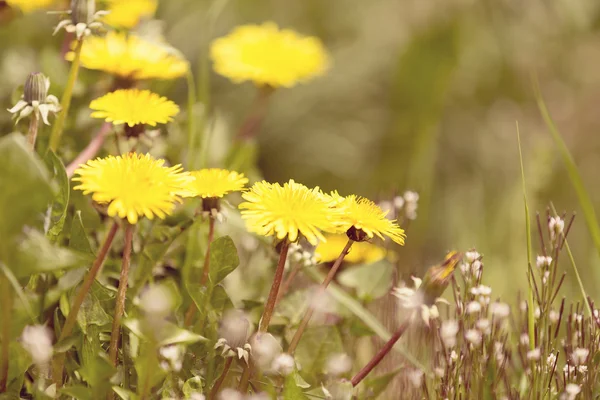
[76,292,113,333]
[182,376,204,398]
[209,236,240,284]
[44,150,69,241]
[69,211,93,255]
[124,319,206,347]
[283,372,309,400]
[0,133,54,240]
[79,352,115,392]
[337,261,394,302]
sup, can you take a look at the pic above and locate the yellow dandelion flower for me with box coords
[102,0,157,28]
[67,31,189,80]
[6,0,54,13]
[89,89,179,127]
[72,153,193,224]
[315,234,386,264]
[186,169,248,199]
[239,180,339,245]
[337,195,406,245]
[210,22,330,88]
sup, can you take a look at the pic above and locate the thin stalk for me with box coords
[236,86,273,141]
[209,358,233,400]
[53,221,119,386]
[109,223,134,366]
[275,261,303,305]
[65,122,112,178]
[184,216,216,326]
[351,319,411,387]
[49,38,84,152]
[0,276,12,392]
[237,360,251,392]
[186,70,200,170]
[287,240,353,354]
[258,241,290,332]
[27,113,39,151]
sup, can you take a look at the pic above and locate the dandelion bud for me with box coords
[71,0,96,25]
[23,73,49,104]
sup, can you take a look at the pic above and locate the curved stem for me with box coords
[275,261,303,306]
[287,240,353,355]
[184,216,216,326]
[27,113,39,151]
[350,319,410,387]
[109,223,134,366]
[66,122,112,178]
[49,38,84,152]
[0,275,12,392]
[53,221,119,387]
[209,357,233,400]
[258,241,290,332]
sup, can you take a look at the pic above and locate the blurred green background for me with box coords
[2,0,600,300]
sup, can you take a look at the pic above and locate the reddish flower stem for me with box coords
[258,241,290,332]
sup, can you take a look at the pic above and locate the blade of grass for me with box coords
[516,122,536,352]
[533,77,600,261]
[549,203,592,317]
[303,266,425,372]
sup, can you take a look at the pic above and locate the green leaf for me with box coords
[209,236,240,285]
[79,352,115,392]
[124,319,206,347]
[294,326,343,378]
[337,261,394,302]
[211,284,233,311]
[7,229,90,279]
[0,133,54,239]
[76,291,113,333]
[283,372,309,400]
[69,211,93,255]
[112,387,138,400]
[59,385,94,400]
[363,368,403,399]
[182,376,204,398]
[44,150,69,241]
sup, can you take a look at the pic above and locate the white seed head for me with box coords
[571,348,589,365]
[465,251,481,263]
[21,325,53,365]
[272,353,296,376]
[527,348,541,361]
[578,365,588,374]
[476,319,491,335]
[490,302,510,319]
[565,383,581,397]
[536,255,553,269]
[325,353,352,376]
[466,301,482,314]
[441,320,459,348]
[465,329,482,345]
[470,285,492,297]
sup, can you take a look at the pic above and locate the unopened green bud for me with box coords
[71,0,95,25]
[421,251,462,305]
[24,73,49,104]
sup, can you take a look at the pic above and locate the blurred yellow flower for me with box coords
[211,22,330,88]
[72,153,192,224]
[239,180,339,245]
[102,0,157,28]
[316,234,386,264]
[337,195,406,245]
[186,169,248,199]
[6,0,54,13]
[90,89,179,127]
[67,32,188,80]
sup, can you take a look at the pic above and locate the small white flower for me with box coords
[246,394,270,400]
[520,333,530,347]
[470,285,492,296]
[578,365,588,374]
[536,255,552,269]
[564,364,576,375]
[466,301,482,314]
[549,216,565,242]
[465,329,481,345]
[378,200,393,216]
[534,307,541,319]
[527,348,541,361]
[407,369,424,388]
[476,319,491,335]
[565,383,581,398]
[272,353,296,376]
[250,332,282,372]
[393,196,405,209]
[440,320,459,348]
[218,389,244,400]
[21,325,53,365]
[549,310,560,323]
[159,345,184,372]
[434,367,444,378]
[571,348,589,365]
[465,251,481,263]
[547,353,557,367]
[450,350,458,363]
[494,342,505,363]
[490,302,510,319]
[325,353,352,376]
[190,394,205,400]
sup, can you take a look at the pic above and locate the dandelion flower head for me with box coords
[210,22,330,88]
[6,0,54,13]
[337,195,406,245]
[102,0,157,28]
[73,153,193,224]
[90,89,179,127]
[316,234,386,264]
[239,180,339,245]
[67,31,188,80]
[186,169,248,199]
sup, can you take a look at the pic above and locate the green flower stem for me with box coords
[287,239,353,355]
[350,319,411,387]
[53,221,119,387]
[209,357,233,400]
[27,113,39,151]
[184,215,216,326]
[109,223,134,366]
[0,275,12,392]
[258,240,290,332]
[48,38,84,152]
